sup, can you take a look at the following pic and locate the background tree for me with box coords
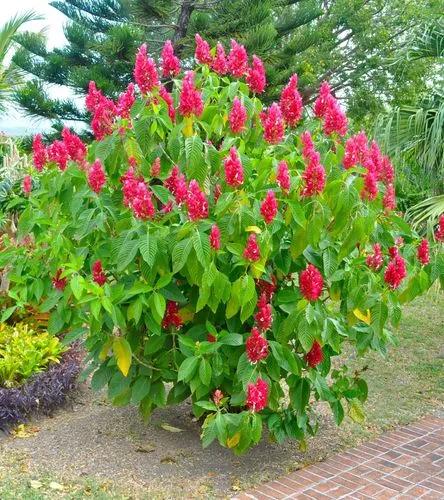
[0,10,41,113]
[375,18,444,207]
[12,0,441,132]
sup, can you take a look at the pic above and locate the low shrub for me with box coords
[0,323,66,388]
[1,35,442,453]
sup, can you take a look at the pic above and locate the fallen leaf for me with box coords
[135,445,155,453]
[49,481,64,491]
[13,424,39,438]
[160,423,184,433]
[29,480,43,489]
[160,456,177,464]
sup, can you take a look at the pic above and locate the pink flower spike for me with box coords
[229,97,247,134]
[299,264,323,301]
[244,233,260,262]
[209,224,221,250]
[116,83,135,119]
[306,341,324,368]
[47,140,69,171]
[435,214,444,242]
[246,55,266,94]
[280,74,303,126]
[92,260,106,286]
[417,239,430,266]
[227,39,248,78]
[133,43,159,94]
[62,128,87,163]
[32,134,47,171]
[246,378,268,412]
[186,180,208,221]
[384,254,407,289]
[22,175,32,195]
[88,160,106,194]
[211,42,228,75]
[260,103,285,144]
[260,190,278,224]
[161,40,181,77]
[277,160,291,192]
[246,327,269,363]
[179,71,203,117]
[195,34,212,64]
[224,147,244,187]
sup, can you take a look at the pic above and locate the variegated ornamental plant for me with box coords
[2,35,443,454]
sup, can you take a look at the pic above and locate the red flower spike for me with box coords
[195,34,212,65]
[301,162,326,197]
[306,341,324,368]
[186,180,208,221]
[32,134,47,172]
[213,184,222,203]
[162,301,183,330]
[417,239,430,266]
[246,327,269,363]
[260,103,285,144]
[207,333,217,343]
[435,214,444,242]
[88,160,106,194]
[243,233,260,262]
[277,160,291,192]
[134,43,159,94]
[85,81,103,113]
[62,128,87,163]
[209,224,221,250]
[343,132,369,169]
[165,165,187,204]
[246,378,268,412]
[132,182,156,220]
[384,254,407,289]
[280,74,303,126]
[229,96,247,134]
[211,42,228,75]
[383,183,396,211]
[224,147,244,187]
[159,85,176,122]
[213,389,224,406]
[116,83,135,119]
[299,264,323,301]
[47,140,69,171]
[246,55,266,94]
[92,260,106,286]
[256,276,277,302]
[366,243,384,271]
[254,295,272,331]
[179,71,203,117]
[227,39,248,77]
[260,190,278,224]
[150,157,161,177]
[52,269,67,291]
[22,175,32,195]
[161,40,181,77]
[314,81,332,118]
[360,170,378,201]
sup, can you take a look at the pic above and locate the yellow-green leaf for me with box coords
[226,432,241,448]
[353,308,371,325]
[349,399,365,424]
[113,338,132,377]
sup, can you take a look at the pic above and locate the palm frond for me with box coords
[406,195,444,238]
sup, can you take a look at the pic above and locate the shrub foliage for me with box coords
[1,36,442,453]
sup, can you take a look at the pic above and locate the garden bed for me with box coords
[0,346,82,431]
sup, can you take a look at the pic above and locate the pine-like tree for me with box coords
[12,0,440,131]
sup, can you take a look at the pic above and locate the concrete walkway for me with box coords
[234,415,444,499]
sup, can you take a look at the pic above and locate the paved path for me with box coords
[234,416,444,499]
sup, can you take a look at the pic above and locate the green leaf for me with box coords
[349,399,365,424]
[70,275,84,300]
[117,234,139,271]
[298,318,315,351]
[152,292,166,319]
[132,377,151,404]
[290,377,310,413]
[139,232,158,267]
[185,135,206,183]
[192,230,210,266]
[177,356,199,382]
[172,238,193,273]
[113,338,132,377]
[219,333,243,346]
[199,358,212,386]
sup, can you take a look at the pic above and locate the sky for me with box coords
[0,0,73,136]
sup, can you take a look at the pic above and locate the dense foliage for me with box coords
[2,36,443,454]
[0,322,65,387]
[13,0,441,131]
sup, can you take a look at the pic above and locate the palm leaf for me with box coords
[406,195,444,237]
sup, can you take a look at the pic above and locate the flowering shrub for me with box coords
[1,36,443,454]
